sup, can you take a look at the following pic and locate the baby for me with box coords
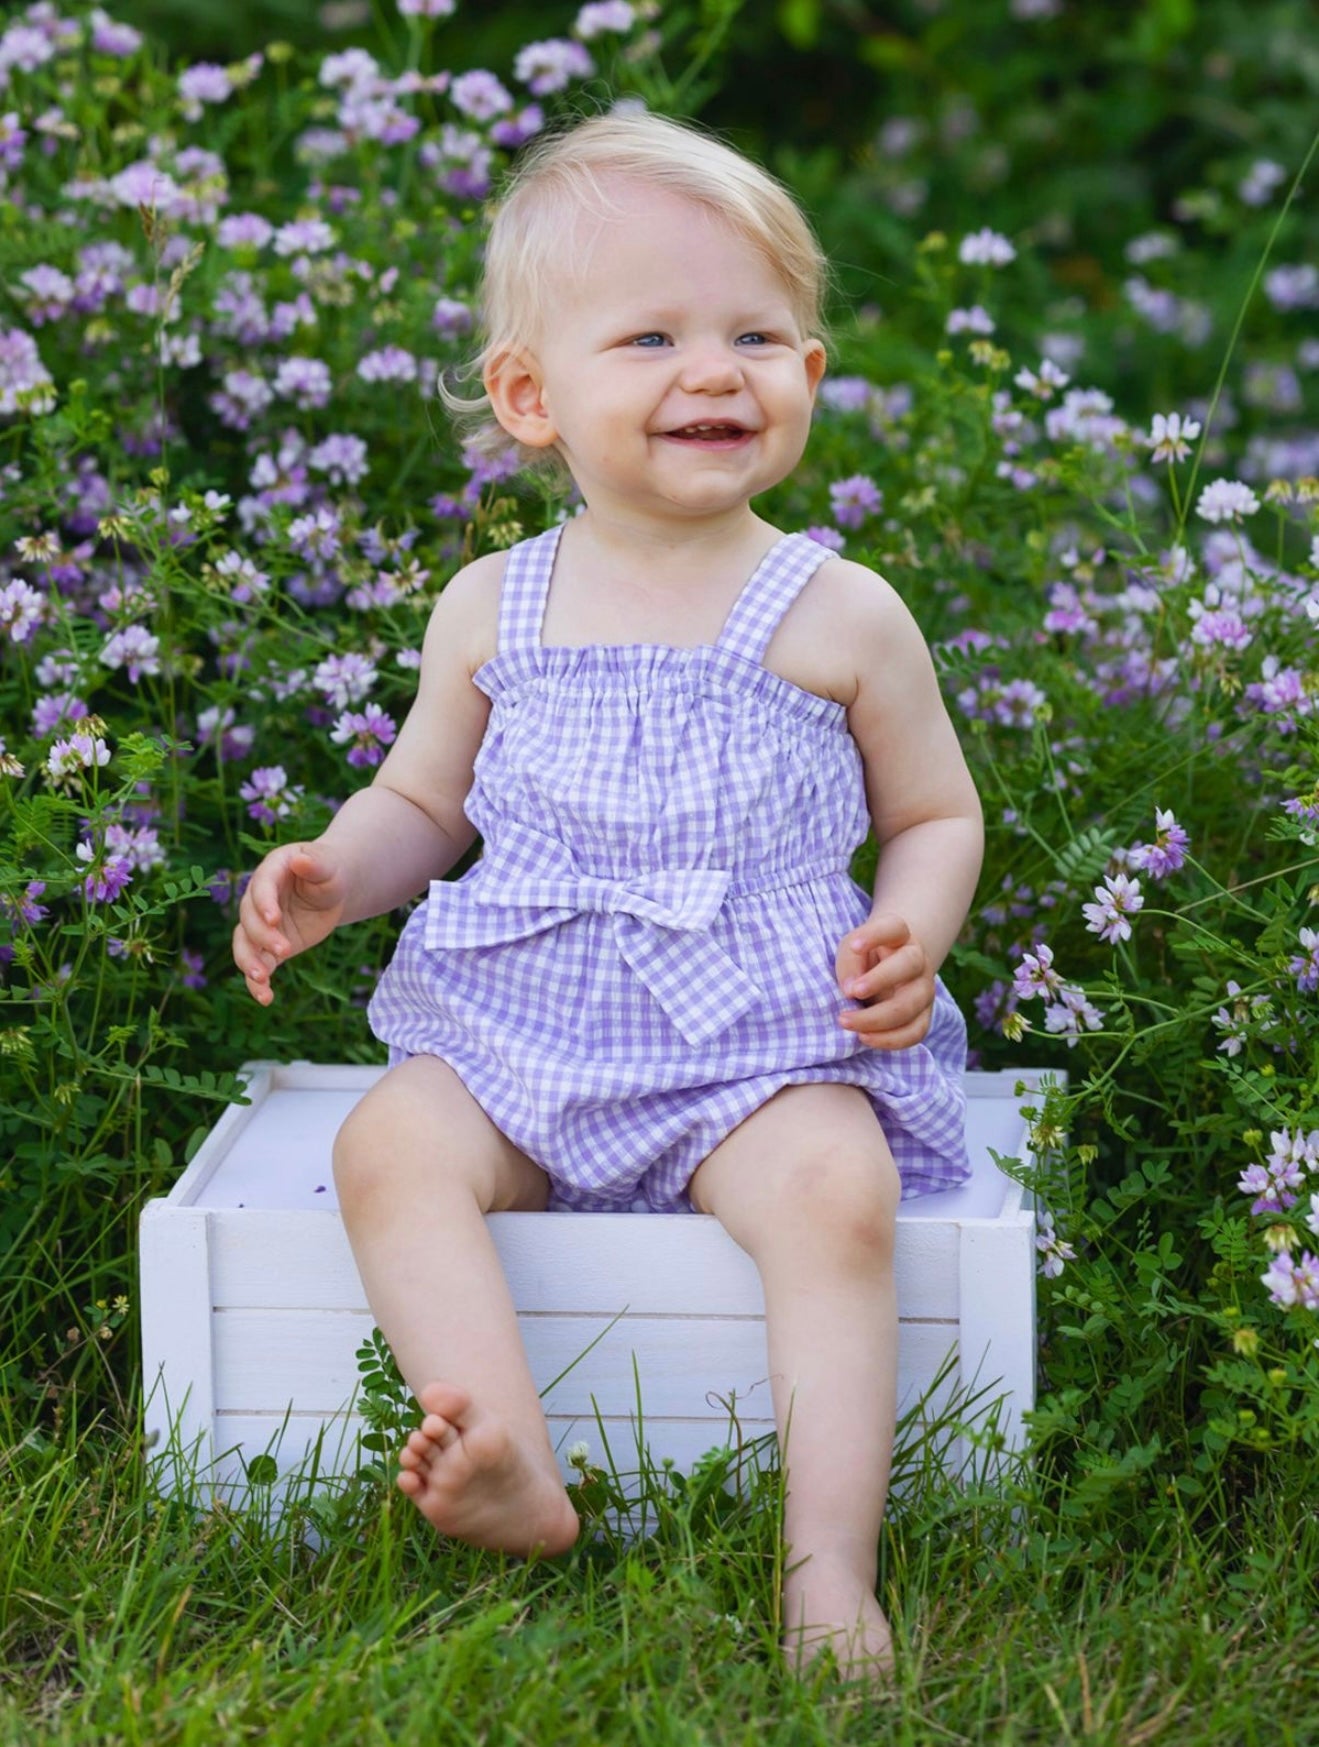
[233,110,983,1681]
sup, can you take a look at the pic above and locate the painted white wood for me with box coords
[138,1201,215,1484]
[210,1304,958,1421]
[140,1064,1058,1500]
[207,1206,963,1321]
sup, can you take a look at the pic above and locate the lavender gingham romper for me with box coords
[367,524,971,1211]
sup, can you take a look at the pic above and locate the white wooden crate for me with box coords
[140,1062,1049,1499]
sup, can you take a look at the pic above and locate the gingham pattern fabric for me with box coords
[368,525,971,1210]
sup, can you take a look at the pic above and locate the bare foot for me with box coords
[396,1382,579,1557]
[782,1551,894,1685]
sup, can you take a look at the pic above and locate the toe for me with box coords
[417,1381,471,1422]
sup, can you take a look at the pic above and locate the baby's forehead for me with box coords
[537,181,794,305]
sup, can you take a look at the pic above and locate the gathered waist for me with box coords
[419,822,858,1047]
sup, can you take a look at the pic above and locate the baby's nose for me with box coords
[679,346,744,392]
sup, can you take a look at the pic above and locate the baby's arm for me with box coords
[832,563,984,1050]
[233,556,501,1004]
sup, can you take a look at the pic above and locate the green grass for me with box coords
[3,1395,1318,1747]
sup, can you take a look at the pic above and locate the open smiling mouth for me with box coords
[662,422,751,442]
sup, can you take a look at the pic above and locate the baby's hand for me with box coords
[232,842,347,1006]
[835,913,935,1051]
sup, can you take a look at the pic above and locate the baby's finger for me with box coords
[846,1012,932,1051]
[842,942,927,1002]
[232,925,277,1004]
[845,913,911,957]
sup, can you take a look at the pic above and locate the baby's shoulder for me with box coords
[423,550,505,674]
[769,553,923,707]
[804,554,916,634]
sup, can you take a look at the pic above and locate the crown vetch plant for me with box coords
[0,2,1315,1488]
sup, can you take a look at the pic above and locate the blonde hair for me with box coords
[443,110,830,474]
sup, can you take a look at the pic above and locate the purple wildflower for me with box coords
[1035,1209,1076,1279]
[1128,809,1188,881]
[947,306,995,336]
[308,433,369,487]
[0,577,43,641]
[273,219,336,258]
[1211,981,1273,1057]
[1195,479,1259,524]
[1288,928,1319,994]
[1011,943,1065,1003]
[357,346,419,384]
[180,948,207,990]
[287,506,342,562]
[239,765,303,826]
[1042,985,1105,1044]
[431,297,473,336]
[0,326,56,415]
[1260,1250,1319,1312]
[0,881,47,927]
[46,732,110,785]
[330,704,397,767]
[274,356,333,410]
[217,212,274,250]
[575,1,635,35]
[513,38,594,94]
[313,651,377,707]
[76,840,133,903]
[804,526,845,552]
[178,63,233,119]
[101,625,161,681]
[450,70,513,121]
[828,474,883,529]
[398,0,457,14]
[1081,872,1144,945]
[958,228,1016,267]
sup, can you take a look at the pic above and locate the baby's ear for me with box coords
[483,349,558,449]
[804,338,827,398]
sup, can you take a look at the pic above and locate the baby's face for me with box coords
[519,183,826,527]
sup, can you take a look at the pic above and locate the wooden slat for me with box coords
[206,1206,963,1321]
[210,1306,961,1419]
[139,1202,216,1481]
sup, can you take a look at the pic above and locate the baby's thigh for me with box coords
[688,1083,899,1254]
[333,1053,550,1214]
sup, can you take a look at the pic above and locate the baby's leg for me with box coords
[689,1085,900,1682]
[333,1055,578,1556]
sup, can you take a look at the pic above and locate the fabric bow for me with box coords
[422,833,761,1047]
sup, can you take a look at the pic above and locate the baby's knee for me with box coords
[774,1140,900,1265]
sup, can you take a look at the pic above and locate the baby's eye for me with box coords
[736,332,772,347]
[628,332,670,348]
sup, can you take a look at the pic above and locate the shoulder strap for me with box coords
[497,524,564,655]
[715,534,835,665]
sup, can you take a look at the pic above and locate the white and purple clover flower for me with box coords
[397,0,457,16]
[1035,1209,1076,1279]
[828,474,883,529]
[1288,927,1319,994]
[1195,479,1259,524]
[513,38,594,95]
[449,70,513,122]
[1143,412,1201,464]
[331,704,398,768]
[0,325,56,416]
[1211,980,1273,1057]
[313,650,378,709]
[1260,1250,1319,1313]
[239,765,304,827]
[575,2,635,38]
[76,837,133,904]
[45,732,110,786]
[1127,808,1188,881]
[1008,943,1105,1047]
[1238,1130,1317,1217]
[958,228,1016,267]
[1081,872,1144,946]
